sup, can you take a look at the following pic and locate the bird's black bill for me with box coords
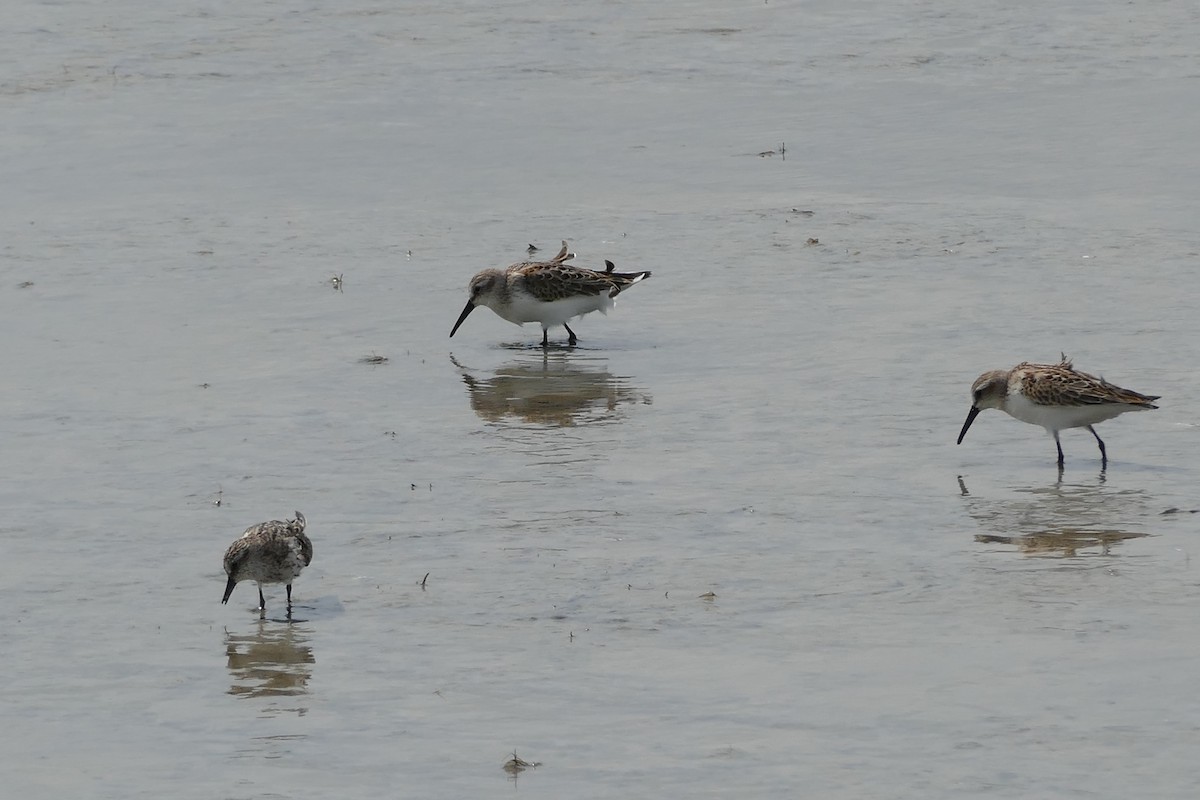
[221,576,237,604]
[449,301,476,338]
[957,406,981,445]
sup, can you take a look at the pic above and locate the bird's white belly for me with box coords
[1004,393,1129,433]
[496,291,613,326]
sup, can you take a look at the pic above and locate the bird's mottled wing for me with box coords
[1068,372,1160,407]
[1021,362,1158,408]
[517,264,622,302]
[240,518,292,538]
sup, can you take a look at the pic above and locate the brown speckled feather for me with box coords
[517,262,649,302]
[1014,358,1160,408]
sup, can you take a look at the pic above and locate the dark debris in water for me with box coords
[1160,507,1200,515]
[358,353,389,365]
[503,751,541,774]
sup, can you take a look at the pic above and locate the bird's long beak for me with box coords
[449,300,476,338]
[957,406,981,445]
[222,576,237,605]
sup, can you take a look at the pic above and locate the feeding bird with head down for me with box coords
[221,511,313,616]
[449,241,651,347]
[957,355,1159,467]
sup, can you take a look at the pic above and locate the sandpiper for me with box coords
[957,355,1159,466]
[449,241,651,347]
[222,511,313,613]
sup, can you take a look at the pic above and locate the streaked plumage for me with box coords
[957,355,1159,466]
[222,511,313,613]
[449,241,651,347]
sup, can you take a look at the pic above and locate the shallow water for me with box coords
[4,1,1200,797]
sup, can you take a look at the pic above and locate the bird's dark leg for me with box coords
[286,584,293,608]
[541,327,549,348]
[1054,432,1065,467]
[258,585,266,611]
[564,323,578,346]
[1087,425,1108,466]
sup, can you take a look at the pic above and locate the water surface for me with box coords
[3,1,1200,797]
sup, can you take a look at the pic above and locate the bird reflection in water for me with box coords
[957,475,1150,557]
[450,353,650,426]
[225,621,315,709]
[973,528,1148,557]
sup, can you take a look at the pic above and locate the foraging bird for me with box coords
[222,511,313,613]
[957,355,1159,466]
[449,241,651,347]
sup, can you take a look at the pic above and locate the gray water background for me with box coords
[3,1,1200,797]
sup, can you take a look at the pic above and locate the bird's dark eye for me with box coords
[973,389,982,403]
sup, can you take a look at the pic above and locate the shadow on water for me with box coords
[225,620,315,708]
[957,474,1152,557]
[450,352,650,426]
